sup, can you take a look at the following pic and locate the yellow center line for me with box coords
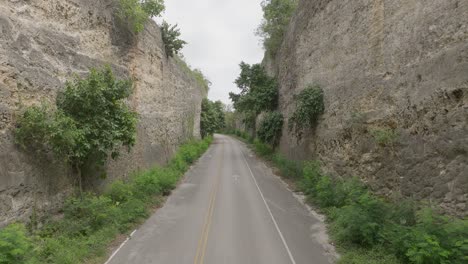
[194,143,224,264]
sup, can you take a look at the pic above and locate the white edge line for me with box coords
[104,229,137,264]
[239,144,297,264]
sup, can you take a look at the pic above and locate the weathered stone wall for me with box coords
[0,0,203,225]
[271,0,468,216]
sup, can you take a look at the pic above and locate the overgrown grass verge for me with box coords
[0,137,212,264]
[228,131,468,264]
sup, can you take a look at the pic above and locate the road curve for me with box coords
[108,134,333,264]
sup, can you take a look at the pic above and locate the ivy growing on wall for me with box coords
[288,84,325,138]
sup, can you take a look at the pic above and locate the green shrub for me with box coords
[257,111,284,147]
[256,0,298,57]
[253,140,274,158]
[15,67,137,193]
[331,193,388,247]
[116,0,165,33]
[288,85,325,138]
[168,153,188,173]
[62,195,119,236]
[371,128,399,147]
[314,175,339,208]
[338,246,402,264]
[298,161,321,194]
[161,21,187,57]
[132,170,163,201]
[156,168,178,195]
[271,153,303,179]
[107,180,134,204]
[404,208,468,264]
[0,136,213,264]
[333,177,368,207]
[0,224,32,264]
[116,198,148,229]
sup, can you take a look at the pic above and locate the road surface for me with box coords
[108,134,334,264]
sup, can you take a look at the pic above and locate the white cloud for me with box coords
[158,0,265,104]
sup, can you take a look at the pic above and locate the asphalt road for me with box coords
[108,134,333,264]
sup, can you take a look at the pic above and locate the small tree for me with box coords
[116,0,165,33]
[15,67,138,192]
[200,99,225,138]
[229,62,278,137]
[256,0,298,57]
[161,21,187,57]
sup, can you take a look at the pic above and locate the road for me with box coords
[108,134,334,264]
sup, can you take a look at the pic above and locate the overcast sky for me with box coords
[157,0,265,105]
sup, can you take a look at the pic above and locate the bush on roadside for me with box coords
[257,111,284,147]
[0,136,213,264]
[242,138,468,264]
[0,224,32,264]
[331,193,389,247]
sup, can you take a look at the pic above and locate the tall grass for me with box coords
[231,133,468,264]
[0,137,212,264]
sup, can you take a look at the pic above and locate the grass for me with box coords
[0,136,212,264]
[228,130,468,264]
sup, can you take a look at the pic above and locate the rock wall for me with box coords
[270,0,468,216]
[0,0,203,225]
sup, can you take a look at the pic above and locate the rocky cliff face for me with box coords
[0,0,203,225]
[269,0,468,216]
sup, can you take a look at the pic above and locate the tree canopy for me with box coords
[200,99,225,138]
[229,62,278,116]
[257,0,298,57]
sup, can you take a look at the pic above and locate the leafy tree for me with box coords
[15,67,138,192]
[256,0,298,57]
[229,62,278,136]
[200,99,225,138]
[161,21,187,57]
[257,111,283,147]
[141,0,165,17]
[116,0,165,33]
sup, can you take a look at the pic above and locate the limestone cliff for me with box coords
[268,0,468,216]
[0,0,203,225]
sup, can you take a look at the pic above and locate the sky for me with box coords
[156,0,265,105]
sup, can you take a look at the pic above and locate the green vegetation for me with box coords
[371,128,399,147]
[229,136,468,264]
[288,84,325,138]
[201,99,225,138]
[174,56,211,94]
[116,0,165,33]
[0,224,31,264]
[161,21,187,57]
[257,111,283,148]
[257,0,298,57]
[15,67,137,192]
[229,62,278,135]
[0,137,212,264]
